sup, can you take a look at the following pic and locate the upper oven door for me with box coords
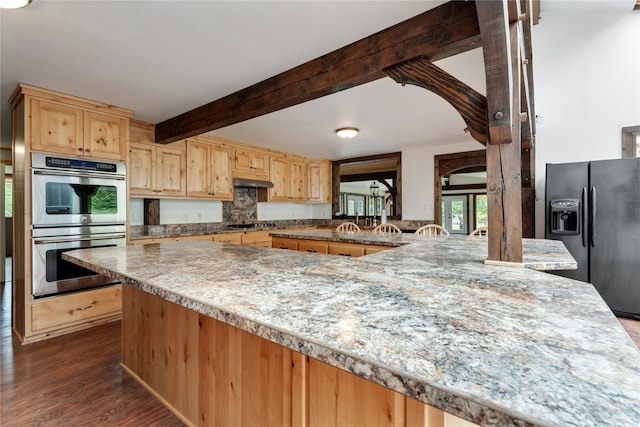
[32,169,126,227]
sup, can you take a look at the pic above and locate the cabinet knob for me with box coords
[85,148,91,153]
[78,148,83,152]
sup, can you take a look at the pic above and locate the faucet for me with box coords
[355,212,359,225]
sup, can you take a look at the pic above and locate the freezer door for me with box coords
[589,158,640,318]
[545,162,589,282]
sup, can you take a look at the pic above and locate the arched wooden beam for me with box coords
[383,57,487,145]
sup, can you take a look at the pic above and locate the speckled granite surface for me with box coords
[270,229,577,271]
[64,239,639,427]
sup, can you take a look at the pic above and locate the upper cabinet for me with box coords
[129,120,186,197]
[234,148,269,181]
[186,138,233,200]
[307,159,332,203]
[26,86,131,161]
[269,155,307,202]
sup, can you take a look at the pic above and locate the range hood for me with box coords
[232,178,274,188]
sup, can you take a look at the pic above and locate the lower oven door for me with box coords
[32,233,125,298]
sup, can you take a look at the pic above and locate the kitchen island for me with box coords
[64,236,640,427]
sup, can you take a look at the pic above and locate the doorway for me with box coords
[442,195,468,234]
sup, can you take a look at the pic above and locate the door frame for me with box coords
[434,150,486,226]
[442,195,468,234]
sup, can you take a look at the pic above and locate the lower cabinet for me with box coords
[272,238,392,257]
[30,285,122,334]
[212,233,242,244]
[240,230,272,247]
[298,240,329,254]
[327,242,365,257]
[272,237,299,251]
[122,285,478,427]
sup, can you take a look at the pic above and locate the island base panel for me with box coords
[122,285,478,427]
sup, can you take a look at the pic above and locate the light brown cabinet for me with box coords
[129,141,186,197]
[10,84,132,344]
[213,233,242,244]
[269,155,307,202]
[272,237,391,257]
[240,230,272,247]
[186,139,234,200]
[298,240,329,254]
[31,285,122,332]
[122,285,474,427]
[234,148,269,181]
[31,98,128,161]
[307,159,332,203]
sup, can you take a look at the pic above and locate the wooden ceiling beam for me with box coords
[155,1,481,144]
[383,57,487,145]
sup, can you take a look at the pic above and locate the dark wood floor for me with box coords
[0,259,184,426]
[1,258,639,426]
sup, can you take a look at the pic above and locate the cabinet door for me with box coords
[83,111,127,160]
[31,98,83,155]
[269,156,289,201]
[307,160,331,203]
[213,233,242,244]
[298,240,329,254]
[251,151,269,177]
[210,145,233,200]
[129,143,157,196]
[289,160,307,201]
[31,285,122,332]
[234,149,269,180]
[272,237,299,250]
[186,140,211,198]
[156,146,186,197]
[328,243,365,257]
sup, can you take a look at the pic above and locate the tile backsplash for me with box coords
[223,187,257,223]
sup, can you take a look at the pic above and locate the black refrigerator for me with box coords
[545,157,640,320]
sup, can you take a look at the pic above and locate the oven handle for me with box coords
[33,169,125,181]
[33,234,127,244]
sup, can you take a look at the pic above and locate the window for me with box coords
[4,165,11,218]
[475,195,488,228]
[622,126,640,158]
[333,153,401,219]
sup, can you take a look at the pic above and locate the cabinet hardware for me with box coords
[75,305,93,311]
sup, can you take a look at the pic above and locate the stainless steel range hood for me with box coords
[232,178,274,188]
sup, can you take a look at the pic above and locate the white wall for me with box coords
[532,2,640,236]
[130,3,640,228]
[258,202,331,221]
[130,197,331,225]
[129,198,223,225]
[402,141,485,220]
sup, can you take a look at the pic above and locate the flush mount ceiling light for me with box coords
[335,127,359,139]
[0,0,31,8]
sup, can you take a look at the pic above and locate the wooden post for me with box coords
[478,0,524,263]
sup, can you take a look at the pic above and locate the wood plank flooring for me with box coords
[1,257,639,426]
[0,271,184,425]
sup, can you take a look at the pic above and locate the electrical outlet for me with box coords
[132,213,141,223]
[183,212,189,221]
[197,212,203,220]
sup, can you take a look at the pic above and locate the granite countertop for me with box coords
[64,238,640,427]
[270,229,577,271]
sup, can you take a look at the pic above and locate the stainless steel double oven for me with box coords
[31,153,127,298]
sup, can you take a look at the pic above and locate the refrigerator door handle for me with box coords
[590,187,596,247]
[582,187,588,247]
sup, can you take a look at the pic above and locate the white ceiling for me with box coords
[1,0,488,160]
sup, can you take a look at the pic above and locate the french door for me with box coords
[442,195,468,234]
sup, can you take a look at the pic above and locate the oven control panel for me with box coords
[45,156,118,173]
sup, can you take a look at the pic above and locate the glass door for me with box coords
[442,195,468,234]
